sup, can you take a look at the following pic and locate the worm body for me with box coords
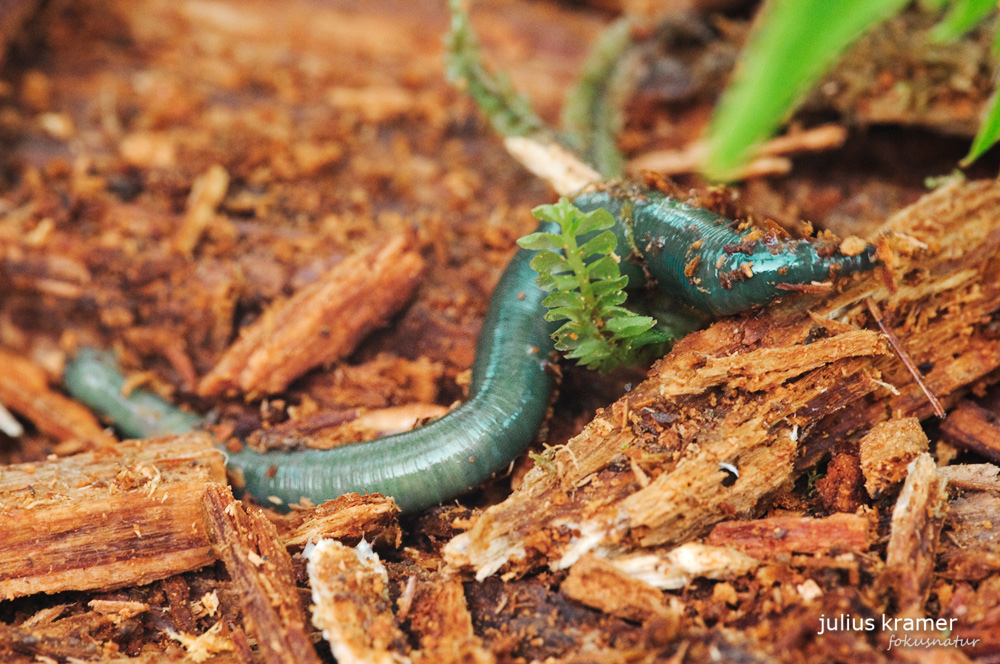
[573,188,878,315]
[64,348,202,438]
[66,190,877,513]
[226,240,558,513]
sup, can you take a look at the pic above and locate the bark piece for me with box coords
[199,235,425,398]
[202,484,322,664]
[880,454,949,618]
[0,433,223,599]
[707,513,871,559]
[0,347,116,450]
[445,180,1000,579]
[940,400,1000,464]
[561,554,679,627]
[306,538,409,664]
[859,418,930,498]
[280,493,401,549]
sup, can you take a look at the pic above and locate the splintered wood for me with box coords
[445,180,1000,579]
[859,417,929,497]
[707,513,871,559]
[0,434,224,599]
[198,235,425,398]
[202,484,322,664]
[0,347,116,452]
[880,454,949,618]
[306,539,493,664]
[306,538,409,664]
[280,493,401,548]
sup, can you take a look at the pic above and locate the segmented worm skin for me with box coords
[66,190,878,513]
[573,188,879,315]
[64,348,203,438]
[219,234,560,514]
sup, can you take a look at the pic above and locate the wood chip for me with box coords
[940,400,1000,464]
[198,235,425,398]
[0,347,116,450]
[306,538,410,664]
[937,463,1000,492]
[561,554,679,627]
[880,453,949,618]
[595,543,759,590]
[707,513,871,559]
[202,484,322,664]
[407,572,495,664]
[0,433,224,599]
[173,163,231,255]
[280,493,401,549]
[859,417,930,498]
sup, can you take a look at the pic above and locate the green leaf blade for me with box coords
[962,88,1000,166]
[930,0,996,42]
[704,0,908,181]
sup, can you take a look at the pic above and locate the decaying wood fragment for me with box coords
[815,452,867,513]
[306,538,409,664]
[707,513,871,559]
[406,572,495,664]
[202,484,322,664]
[0,434,224,599]
[940,400,1000,464]
[174,164,230,256]
[593,543,759,591]
[199,235,425,398]
[561,554,679,627]
[445,180,1000,580]
[279,493,401,549]
[937,463,1000,492]
[942,492,1000,580]
[880,453,949,618]
[248,404,449,452]
[0,347,116,450]
[859,418,929,498]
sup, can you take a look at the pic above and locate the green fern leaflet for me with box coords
[517,199,667,373]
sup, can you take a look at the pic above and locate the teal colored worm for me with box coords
[65,187,877,513]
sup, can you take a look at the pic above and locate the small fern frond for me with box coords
[517,199,668,372]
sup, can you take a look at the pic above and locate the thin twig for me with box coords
[864,297,945,418]
[628,123,846,178]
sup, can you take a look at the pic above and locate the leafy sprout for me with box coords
[517,199,668,372]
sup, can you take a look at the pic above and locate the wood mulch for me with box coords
[1,1,999,662]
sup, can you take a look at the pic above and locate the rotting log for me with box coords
[445,179,1000,579]
[0,434,224,599]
